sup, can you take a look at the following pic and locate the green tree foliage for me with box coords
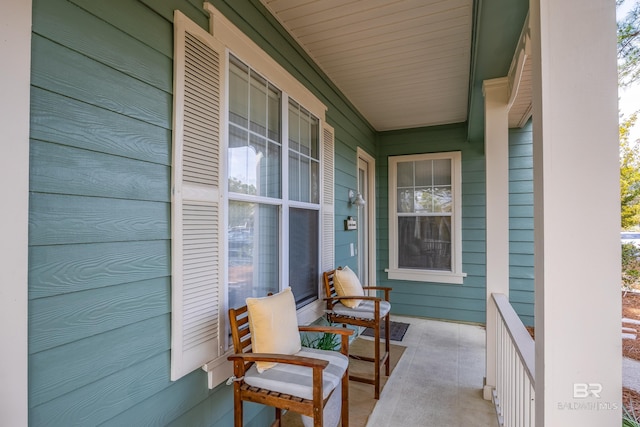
[619,1,640,229]
[618,0,640,87]
[621,112,640,229]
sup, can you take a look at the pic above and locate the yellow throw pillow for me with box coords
[246,287,302,373]
[333,266,364,308]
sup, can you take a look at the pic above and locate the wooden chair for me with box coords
[323,268,392,399]
[228,294,354,427]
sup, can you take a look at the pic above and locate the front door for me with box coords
[357,149,375,286]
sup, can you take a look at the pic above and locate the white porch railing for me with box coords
[491,293,535,427]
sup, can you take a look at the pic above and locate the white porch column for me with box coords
[530,0,621,425]
[0,1,31,426]
[482,78,510,400]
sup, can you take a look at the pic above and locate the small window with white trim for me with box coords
[386,152,466,284]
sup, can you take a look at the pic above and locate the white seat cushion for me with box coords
[331,299,391,320]
[301,384,341,427]
[243,347,348,401]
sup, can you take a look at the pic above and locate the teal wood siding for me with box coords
[509,122,535,326]
[28,0,375,425]
[376,124,488,323]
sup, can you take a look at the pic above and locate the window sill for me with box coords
[202,352,233,389]
[296,299,325,325]
[385,268,466,284]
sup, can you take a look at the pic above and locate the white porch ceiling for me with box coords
[260,0,474,132]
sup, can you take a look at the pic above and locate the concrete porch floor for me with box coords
[365,315,499,427]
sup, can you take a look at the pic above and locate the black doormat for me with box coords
[361,321,410,342]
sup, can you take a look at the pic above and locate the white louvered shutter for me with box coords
[321,123,335,272]
[171,11,225,381]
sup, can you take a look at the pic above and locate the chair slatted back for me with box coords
[322,268,340,309]
[228,305,253,373]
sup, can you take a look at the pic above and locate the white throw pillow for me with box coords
[246,287,302,373]
[333,266,364,308]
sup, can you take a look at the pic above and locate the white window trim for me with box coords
[204,2,325,120]
[175,4,330,388]
[386,151,466,284]
[223,54,325,315]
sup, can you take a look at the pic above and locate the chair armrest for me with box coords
[227,352,329,369]
[325,295,383,302]
[298,325,354,337]
[362,286,392,292]
[362,286,392,301]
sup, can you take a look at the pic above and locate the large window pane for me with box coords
[397,161,414,187]
[288,100,319,203]
[268,86,280,141]
[289,208,319,306]
[397,159,452,214]
[228,55,281,198]
[228,202,279,309]
[249,72,268,135]
[227,56,322,313]
[229,58,249,127]
[398,216,451,271]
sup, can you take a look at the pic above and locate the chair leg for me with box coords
[374,321,381,400]
[385,314,391,376]
[233,385,243,427]
[275,408,281,426]
[342,369,349,427]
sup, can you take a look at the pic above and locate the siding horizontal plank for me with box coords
[462,217,485,229]
[510,278,535,291]
[510,156,533,169]
[31,35,171,129]
[509,205,534,218]
[509,168,533,181]
[510,241,534,253]
[464,251,486,265]
[509,253,534,266]
[30,140,170,202]
[510,180,533,193]
[393,281,486,298]
[510,229,534,242]
[29,193,169,246]
[393,301,485,323]
[510,266,535,279]
[101,370,214,427]
[33,0,172,93]
[510,217,534,230]
[70,0,173,58]
[165,383,270,427]
[31,87,171,165]
[509,124,534,324]
[462,229,485,242]
[30,352,171,427]
[29,314,170,407]
[29,277,170,354]
[140,0,209,29]
[461,275,486,287]
[29,240,169,299]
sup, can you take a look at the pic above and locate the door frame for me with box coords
[357,147,376,287]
